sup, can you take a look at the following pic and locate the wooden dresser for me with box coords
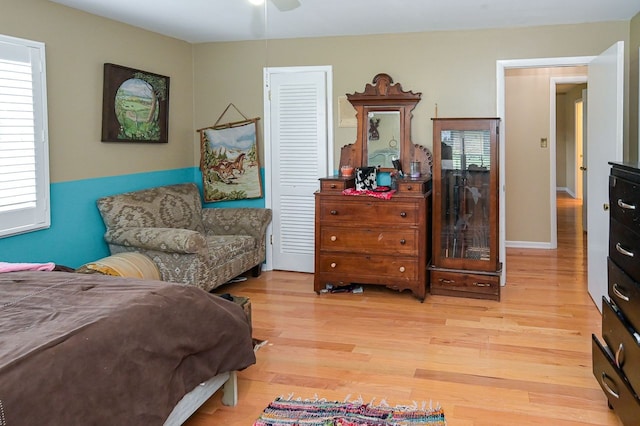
[592,162,640,424]
[314,176,431,301]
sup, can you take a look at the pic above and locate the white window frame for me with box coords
[0,34,50,238]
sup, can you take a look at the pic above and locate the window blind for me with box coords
[0,35,49,238]
[449,129,491,170]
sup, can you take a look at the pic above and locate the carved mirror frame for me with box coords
[341,73,421,174]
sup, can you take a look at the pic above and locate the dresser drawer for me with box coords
[320,226,418,255]
[609,258,640,331]
[610,175,640,229]
[602,297,640,396]
[317,253,418,282]
[318,199,420,225]
[397,178,429,194]
[319,177,355,192]
[430,269,500,300]
[609,219,640,283]
[592,334,640,425]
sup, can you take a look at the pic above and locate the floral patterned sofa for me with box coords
[96,183,272,292]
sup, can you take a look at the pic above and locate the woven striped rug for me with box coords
[253,396,446,425]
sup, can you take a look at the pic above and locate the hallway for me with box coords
[505,192,588,297]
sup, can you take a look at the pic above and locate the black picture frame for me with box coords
[101,63,169,143]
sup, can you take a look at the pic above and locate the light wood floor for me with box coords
[186,193,621,425]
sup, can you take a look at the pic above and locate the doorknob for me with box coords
[580,166,587,171]
[604,203,610,211]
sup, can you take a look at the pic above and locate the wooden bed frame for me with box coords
[164,371,238,425]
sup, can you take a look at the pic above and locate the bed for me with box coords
[0,270,256,425]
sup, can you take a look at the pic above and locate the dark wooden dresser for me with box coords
[592,162,640,425]
[314,176,431,301]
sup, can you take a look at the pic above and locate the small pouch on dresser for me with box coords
[355,166,377,191]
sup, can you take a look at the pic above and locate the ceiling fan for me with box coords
[271,0,301,12]
[249,0,301,38]
[249,0,301,12]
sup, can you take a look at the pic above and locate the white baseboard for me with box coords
[556,187,577,198]
[506,240,553,249]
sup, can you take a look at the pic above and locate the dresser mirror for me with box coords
[341,73,421,173]
[367,110,400,168]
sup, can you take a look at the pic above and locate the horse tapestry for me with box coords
[199,119,263,202]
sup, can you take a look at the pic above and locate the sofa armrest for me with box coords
[104,227,207,254]
[201,208,272,240]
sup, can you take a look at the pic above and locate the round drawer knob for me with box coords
[330,210,338,215]
[400,239,406,245]
[330,262,337,268]
[400,212,407,218]
[399,266,405,273]
[407,186,412,190]
[330,235,337,241]
[330,184,337,189]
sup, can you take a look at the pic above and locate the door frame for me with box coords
[496,55,595,284]
[262,65,334,271]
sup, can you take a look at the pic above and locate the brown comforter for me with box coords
[0,271,256,425]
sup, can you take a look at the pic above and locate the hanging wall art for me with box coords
[197,104,262,202]
[101,63,169,143]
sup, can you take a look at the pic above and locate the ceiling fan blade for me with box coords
[271,0,301,12]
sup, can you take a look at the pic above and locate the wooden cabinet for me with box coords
[429,118,501,300]
[592,162,640,425]
[314,176,431,301]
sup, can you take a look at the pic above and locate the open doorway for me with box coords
[575,95,588,233]
[497,42,625,312]
[575,98,585,202]
[501,67,586,251]
[553,77,587,238]
[554,83,587,256]
[496,55,594,285]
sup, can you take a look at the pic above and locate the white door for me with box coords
[264,67,333,273]
[587,41,624,312]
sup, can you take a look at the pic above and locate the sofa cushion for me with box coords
[206,235,257,263]
[97,183,205,233]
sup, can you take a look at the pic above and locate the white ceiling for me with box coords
[49,0,640,43]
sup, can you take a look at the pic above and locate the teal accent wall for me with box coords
[0,167,266,268]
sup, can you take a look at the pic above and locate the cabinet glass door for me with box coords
[439,128,491,261]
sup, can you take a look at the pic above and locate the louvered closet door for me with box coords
[269,70,329,273]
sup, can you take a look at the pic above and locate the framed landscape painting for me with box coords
[199,119,263,202]
[101,63,170,143]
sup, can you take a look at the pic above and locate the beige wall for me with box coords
[2,0,194,183]
[505,67,587,244]
[193,24,628,245]
[3,1,636,247]
[505,68,553,244]
[193,23,629,170]
[556,92,568,188]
